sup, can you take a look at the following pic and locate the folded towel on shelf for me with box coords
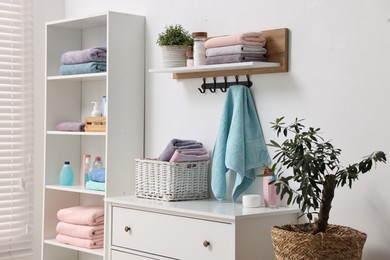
[56,233,104,249]
[61,47,107,65]
[211,85,270,201]
[55,121,85,132]
[56,221,104,240]
[59,62,106,75]
[88,168,106,183]
[206,45,267,57]
[206,54,266,65]
[57,205,104,226]
[158,139,204,162]
[85,180,106,191]
[169,147,210,162]
[204,32,266,49]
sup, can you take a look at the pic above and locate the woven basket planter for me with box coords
[271,224,367,260]
[161,45,191,67]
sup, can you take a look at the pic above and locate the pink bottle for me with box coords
[263,174,279,208]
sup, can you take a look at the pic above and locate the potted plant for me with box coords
[266,117,386,260]
[156,24,193,68]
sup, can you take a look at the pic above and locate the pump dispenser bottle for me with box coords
[91,102,100,117]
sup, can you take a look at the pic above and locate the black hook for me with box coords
[235,75,239,84]
[221,76,227,92]
[198,78,206,93]
[210,77,217,93]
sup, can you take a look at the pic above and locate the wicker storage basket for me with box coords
[271,224,367,260]
[135,159,209,201]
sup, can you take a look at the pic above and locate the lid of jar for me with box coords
[192,32,208,38]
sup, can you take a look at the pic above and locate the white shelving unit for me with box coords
[42,11,145,260]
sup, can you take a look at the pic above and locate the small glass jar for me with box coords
[186,50,194,67]
[192,32,208,66]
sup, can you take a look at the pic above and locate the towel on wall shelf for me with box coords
[57,205,104,226]
[204,32,266,49]
[61,47,107,65]
[205,54,266,65]
[211,85,270,201]
[88,168,106,183]
[55,121,85,132]
[206,45,267,57]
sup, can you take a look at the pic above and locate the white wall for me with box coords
[36,0,389,258]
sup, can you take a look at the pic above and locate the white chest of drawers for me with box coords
[105,196,300,260]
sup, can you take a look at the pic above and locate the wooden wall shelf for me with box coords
[149,28,289,79]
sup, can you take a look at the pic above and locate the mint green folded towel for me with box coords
[211,85,270,201]
[85,180,105,191]
[59,62,106,75]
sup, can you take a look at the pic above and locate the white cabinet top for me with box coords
[106,196,300,222]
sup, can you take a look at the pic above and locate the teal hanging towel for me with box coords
[211,85,270,201]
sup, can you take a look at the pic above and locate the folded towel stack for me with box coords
[59,47,107,75]
[56,205,104,249]
[86,168,106,191]
[204,32,267,65]
[55,121,85,132]
[158,139,210,162]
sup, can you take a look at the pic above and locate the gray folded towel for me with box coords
[206,54,266,65]
[55,122,85,132]
[61,47,107,65]
[158,139,203,162]
[206,45,267,57]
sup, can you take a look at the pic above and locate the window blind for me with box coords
[0,0,34,258]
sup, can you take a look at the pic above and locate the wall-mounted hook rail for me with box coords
[198,75,252,94]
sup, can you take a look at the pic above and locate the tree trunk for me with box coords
[313,174,336,234]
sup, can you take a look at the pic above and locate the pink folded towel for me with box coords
[56,233,104,249]
[204,32,266,49]
[169,148,210,162]
[57,206,104,226]
[56,221,104,239]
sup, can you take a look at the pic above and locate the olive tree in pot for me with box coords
[267,117,386,260]
[156,24,193,68]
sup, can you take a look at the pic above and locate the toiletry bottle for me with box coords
[93,156,103,169]
[101,96,107,117]
[81,154,91,187]
[60,161,74,186]
[91,102,100,117]
[268,175,280,208]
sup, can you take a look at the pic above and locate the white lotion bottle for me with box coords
[91,102,100,125]
[91,102,100,117]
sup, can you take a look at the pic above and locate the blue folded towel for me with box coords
[88,168,106,183]
[59,62,106,75]
[85,180,105,191]
[211,85,270,201]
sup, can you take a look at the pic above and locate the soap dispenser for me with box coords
[91,102,100,117]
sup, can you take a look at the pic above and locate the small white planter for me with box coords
[161,45,191,68]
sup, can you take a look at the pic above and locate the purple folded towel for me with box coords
[169,148,210,162]
[205,54,266,65]
[61,47,107,65]
[55,122,85,132]
[158,139,203,162]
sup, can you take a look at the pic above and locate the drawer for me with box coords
[111,249,170,260]
[112,206,234,260]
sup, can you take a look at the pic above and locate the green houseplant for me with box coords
[267,117,386,259]
[156,24,193,68]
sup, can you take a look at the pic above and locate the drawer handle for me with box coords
[124,226,131,232]
[203,240,210,247]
